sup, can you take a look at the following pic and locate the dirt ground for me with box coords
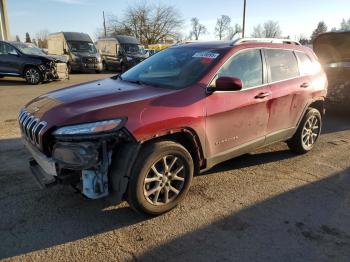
[0,74,350,262]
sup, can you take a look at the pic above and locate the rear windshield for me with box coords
[121,46,225,89]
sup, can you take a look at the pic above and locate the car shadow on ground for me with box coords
[0,137,151,259]
[0,78,27,86]
[137,167,350,262]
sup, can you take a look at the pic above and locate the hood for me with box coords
[313,31,350,65]
[25,77,176,129]
[26,54,68,63]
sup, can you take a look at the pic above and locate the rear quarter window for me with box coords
[296,52,314,76]
[265,49,299,82]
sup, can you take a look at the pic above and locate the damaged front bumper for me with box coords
[24,128,138,201]
[39,61,69,82]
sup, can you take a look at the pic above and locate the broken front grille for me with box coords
[18,109,47,147]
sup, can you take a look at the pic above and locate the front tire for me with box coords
[127,141,194,216]
[287,108,322,154]
[24,67,42,85]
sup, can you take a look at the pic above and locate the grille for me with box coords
[83,57,97,63]
[18,109,47,147]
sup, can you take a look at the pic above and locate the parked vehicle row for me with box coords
[19,38,327,215]
[0,32,151,85]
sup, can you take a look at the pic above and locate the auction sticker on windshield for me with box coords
[193,51,220,59]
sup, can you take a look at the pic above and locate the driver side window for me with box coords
[0,43,18,55]
[216,49,263,89]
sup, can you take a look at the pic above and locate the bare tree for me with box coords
[36,29,49,48]
[215,15,231,40]
[251,20,282,38]
[227,24,242,40]
[251,24,264,38]
[96,3,182,45]
[104,3,183,45]
[263,20,282,38]
[190,17,207,40]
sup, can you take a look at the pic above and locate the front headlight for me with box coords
[53,119,123,136]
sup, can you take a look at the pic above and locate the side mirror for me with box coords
[214,76,243,91]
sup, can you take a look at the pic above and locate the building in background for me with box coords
[0,0,10,40]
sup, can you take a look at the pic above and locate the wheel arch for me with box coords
[22,64,41,76]
[140,128,205,173]
[309,99,325,115]
[109,128,205,204]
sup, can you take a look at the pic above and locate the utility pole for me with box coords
[103,11,107,38]
[242,0,247,38]
[0,0,10,40]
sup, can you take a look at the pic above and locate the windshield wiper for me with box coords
[111,74,123,80]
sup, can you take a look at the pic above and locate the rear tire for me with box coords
[24,67,42,85]
[127,141,194,216]
[287,108,322,154]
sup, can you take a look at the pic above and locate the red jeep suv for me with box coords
[19,38,327,215]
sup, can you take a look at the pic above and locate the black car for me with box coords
[0,41,68,85]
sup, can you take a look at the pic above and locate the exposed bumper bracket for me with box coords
[29,158,57,188]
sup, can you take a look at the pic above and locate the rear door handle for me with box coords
[300,82,310,88]
[254,92,271,99]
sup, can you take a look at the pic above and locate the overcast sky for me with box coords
[7,0,350,41]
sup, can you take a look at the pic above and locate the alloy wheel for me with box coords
[25,69,40,84]
[143,155,186,206]
[301,115,320,149]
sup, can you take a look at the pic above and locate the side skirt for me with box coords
[203,127,296,172]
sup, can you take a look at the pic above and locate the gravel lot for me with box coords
[0,74,350,261]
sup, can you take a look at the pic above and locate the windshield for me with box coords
[67,41,97,54]
[121,44,144,55]
[11,42,46,56]
[121,46,224,89]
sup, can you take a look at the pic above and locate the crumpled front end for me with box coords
[18,106,139,201]
[39,61,69,81]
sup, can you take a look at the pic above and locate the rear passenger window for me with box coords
[296,52,314,76]
[265,49,299,82]
[216,49,263,89]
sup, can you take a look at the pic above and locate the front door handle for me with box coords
[255,92,271,99]
[300,82,310,88]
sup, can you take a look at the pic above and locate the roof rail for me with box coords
[233,38,301,46]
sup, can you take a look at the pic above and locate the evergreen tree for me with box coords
[25,32,32,43]
[311,22,327,42]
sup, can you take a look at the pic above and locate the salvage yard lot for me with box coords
[1,74,350,261]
